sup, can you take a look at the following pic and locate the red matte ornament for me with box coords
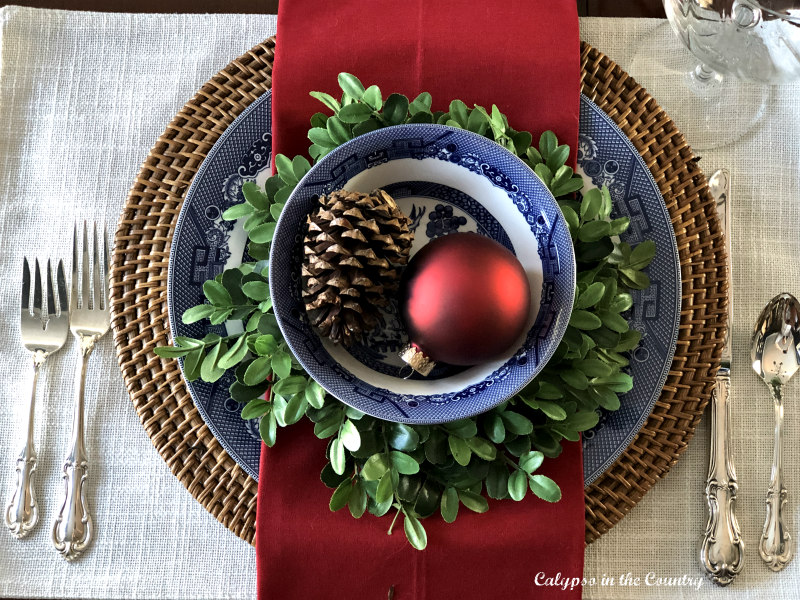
[400,232,531,366]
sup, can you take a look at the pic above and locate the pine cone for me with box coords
[302,189,413,346]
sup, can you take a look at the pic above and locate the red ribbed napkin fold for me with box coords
[258,2,583,598]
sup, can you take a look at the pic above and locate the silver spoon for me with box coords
[751,292,800,571]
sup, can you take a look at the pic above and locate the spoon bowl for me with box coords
[751,292,800,571]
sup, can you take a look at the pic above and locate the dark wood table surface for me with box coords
[3,0,666,17]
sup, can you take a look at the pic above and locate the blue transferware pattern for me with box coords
[269,123,575,425]
[167,91,680,484]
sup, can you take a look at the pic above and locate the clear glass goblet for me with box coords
[629,1,800,150]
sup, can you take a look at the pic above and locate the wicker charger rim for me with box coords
[109,37,727,546]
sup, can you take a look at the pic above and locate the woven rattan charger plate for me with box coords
[110,37,727,546]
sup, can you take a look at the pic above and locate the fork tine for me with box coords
[57,259,68,313]
[92,222,102,310]
[46,259,56,317]
[22,257,31,315]
[32,258,43,319]
[70,224,78,313]
[81,221,91,309]
[102,223,109,309]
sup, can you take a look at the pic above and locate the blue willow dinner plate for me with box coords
[167,91,680,484]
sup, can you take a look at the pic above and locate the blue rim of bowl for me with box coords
[270,123,576,424]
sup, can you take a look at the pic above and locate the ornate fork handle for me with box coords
[5,353,45,538]
[700,368,744,585]
[760,383,792,571]
[52,336,96,560]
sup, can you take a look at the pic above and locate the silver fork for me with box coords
[5,258,69,539]
[52,222,109,561]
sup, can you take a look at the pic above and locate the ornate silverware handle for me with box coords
[760,383,792,571]
[700,367,744,585]
[52,339,95,560]
[4,355,43,539]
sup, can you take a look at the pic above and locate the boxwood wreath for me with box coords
[156,73,656,550]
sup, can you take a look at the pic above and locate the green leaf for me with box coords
[243,356,271,386]
[578,220,612,242]
[598,310,629,333]
[610,293,634,313]
[283,392,307,426]
[203,280,232,307]
[465,437,497,461]
[200,340,227,382]
[387,423,419,452]
[309,91,341,113]
[546,144,570,172]
[183,348,203,381]
[519,451,544,474]
[563,410,600,431]
[362,453,390,481]
[376,472,393,504]
[272,375,307,397]
[449,99,468,126]
[352,118,380,136]
[539,130,557,159]
[182,304,214,324]
[241,181,269,210]
[338,102,374,123]
[561,205,579,235]
[153,346,190,358]
[483,414,506,444]
[330,438,346,475]
[326,116,350,146]
[569,310,602,330]
[271,350,292,380]
[239,281,268,302]
[591,386,621,410]
[609,216,630,235]
[575,282,606,309]
[340,419,361,452]
[501,412,533,435]
[441,487,459,523]
[409,91,432,114]
[616,329,642,352]
[383,93,409,125]
[260,410,277,446]
[308,127,334,147]
[338,72,365,100]
[241,398,269,420]
[466,108,488,135]
[222,203,254,220]
[348,481,367,518]
[249,222,276,244]
[534,163,553,187]
[329,479,352,511]
[620,268,650,290]
[486,463,510,500]
[291,155,311,181]
[390,451,420,475]
[254,334,277,356]
[580,188,602,221]
[529,474,561,502]
[536,381,564,400]
[576,358,613,378]
[559,368,588,390]
[274,154,298,186]
[218,334,249,369]
[457,490,489,513]
[445,419,478,439]
[362,84,382,110]
[591,373,634,393]
[305,380,325,410]
[448,435,472,466]
[403,513,427,550]
[508,469,527,501]
[535,400,567,420]
[512,130,533,155]
[629,239,656,269]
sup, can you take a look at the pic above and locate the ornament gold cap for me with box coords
[399,343,436,377]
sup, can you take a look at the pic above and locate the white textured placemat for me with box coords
[0,7,274,599]
[0,7,798,599]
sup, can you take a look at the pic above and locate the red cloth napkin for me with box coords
[258,2,583,599]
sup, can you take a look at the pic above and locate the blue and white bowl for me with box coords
[270,124,575,424]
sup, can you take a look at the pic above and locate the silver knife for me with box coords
[699,169,744,586]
